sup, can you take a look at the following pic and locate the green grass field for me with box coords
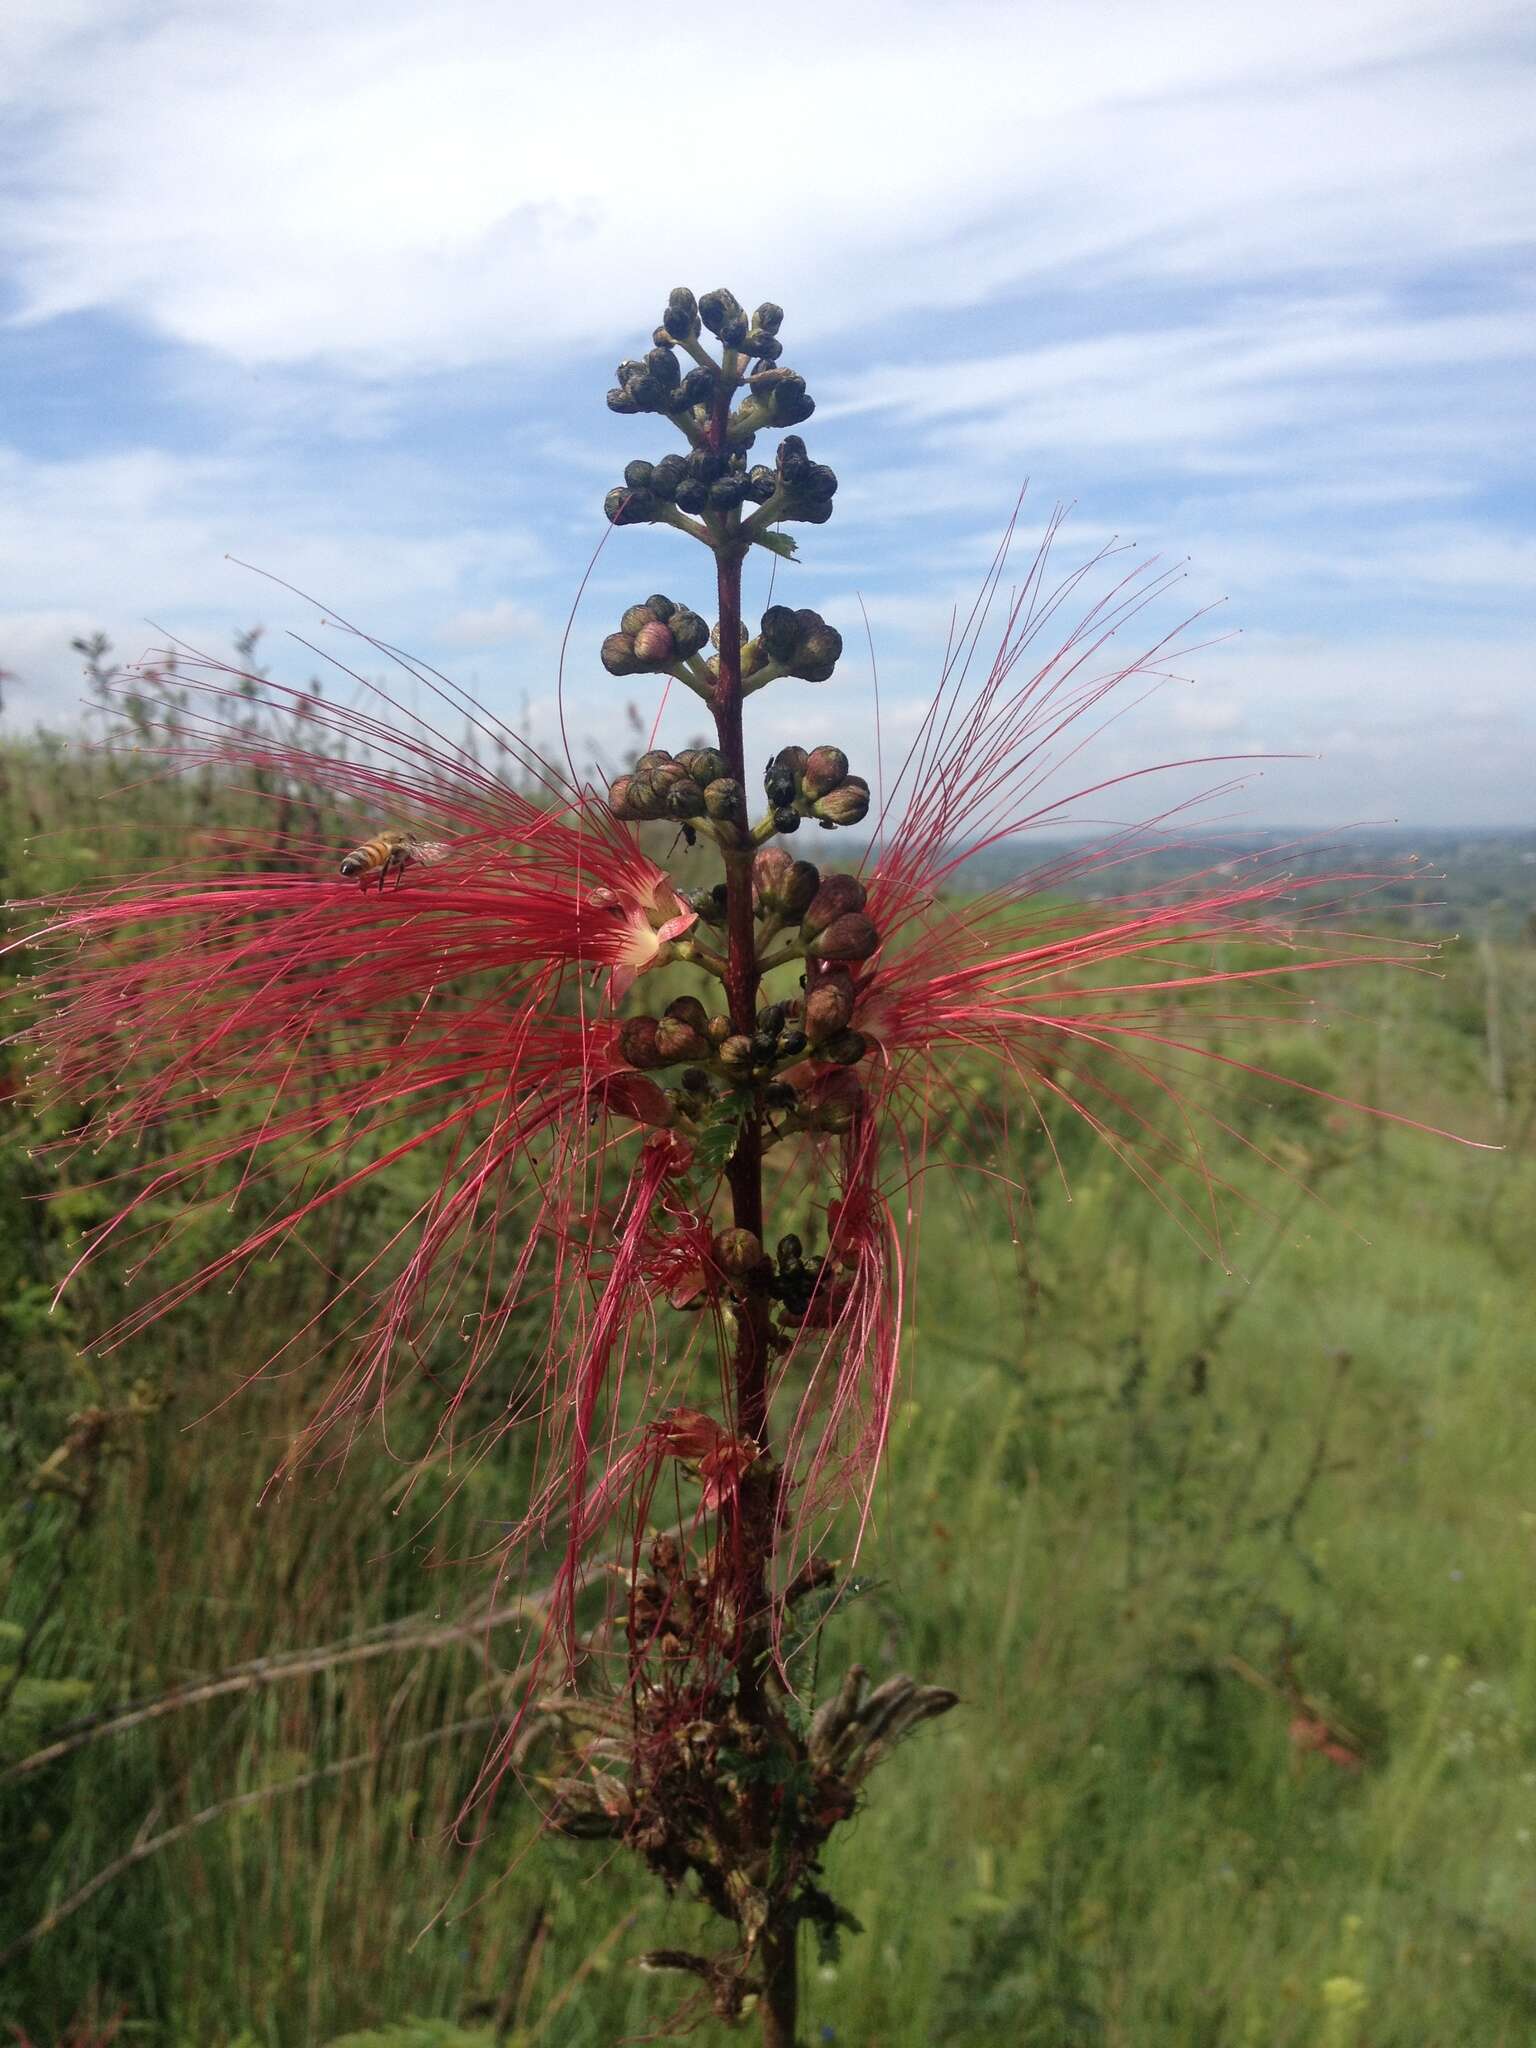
[2,708,1533,2047]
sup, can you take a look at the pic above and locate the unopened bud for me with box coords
[765,745,808,807]
[655,1013,710,1062]
[646,346,680,392]
[752,846,794,912]
[773,807,802,834]
[676,747,727,786]
[711,618,749,651]
[818,1028,868,1066]
[673,478,708,514]
[780,1027,808,1058]
[704,777,745,823]
[814,776,870,827]
[718,1034,755,1078]
[622,461,654,492]
[759,606,800,663]
[777,436,810,484]
[708,476,747,511]
[605,486,658,527]
[618,1016,665,1070]
[706,1014,734,1048]
[662,287,699,341]
[608,773,636,815]
[634,750,674,773]
[713,1227,765,1279]
[745,466,778,505]
[801,746,849,799]
[745,331,782,362]
[676,364,720,411]
[764,1079,798,1112]
[698,287,744,338]
[632,619,676,667]
[665,781,705,819]
[621,602,657,637]
[803,970,855,1043]
[801,873,867,939]
[649,455,688,498]
[601,632,640,677]
[606,385,640,415]
[666,996,709,1032]
[644,593,677,621]
[807,912,879,963]
[666,610,708,659]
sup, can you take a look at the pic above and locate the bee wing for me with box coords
[410,839,451,866]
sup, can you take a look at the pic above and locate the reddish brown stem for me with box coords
[707,396,800,2048]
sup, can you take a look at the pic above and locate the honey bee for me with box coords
[338,829,449,890]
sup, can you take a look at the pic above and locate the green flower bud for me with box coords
[666,995,710,1032]
[779,1027,808,1058]
[805,463,838,501]
[688,448,726,484]
[814,776,870,827]
[623,460,654,491]
[665,781,705,819]
[750,1031,779,1067]
[703,777,745,823]
[712,619,750,651]
[752,302,784,335]
[698,287,744,337]
[801,746,849,799]
[652,326,675,350]
[801,873,866,939]
[676,747,727,786]
[687,886,726,925]
[745,466,778,505]
[706,1013,733,1047]
[644,593,677,621]
[606,385,640,415]
[607,773,635,815]
[720,312,750,350]
[649,455,687,499]
[621,602,656,637]
[632,619,676,667]
[757,1001,790,1035]
[764,1079,798,1112]
[807,911,879,962]
[773,807,802,834]
[634,749,674,773]
[745,331,783,363]
[791,623,843,682]
[708,476,747,511]
[673,478,708,514]
[618,1016,665,1069]
[668,609,710,658]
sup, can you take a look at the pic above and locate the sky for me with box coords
[0,0,1532,828]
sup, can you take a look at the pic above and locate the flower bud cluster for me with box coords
[600,594,710,677]
[770,1233,843,1322]
[602,290,832,538]
[756,606,843,686]
[762,742,868,829]
[750,434,837,525]
[609,749,745,827]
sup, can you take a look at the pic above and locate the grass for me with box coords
[2,707,1533,2044]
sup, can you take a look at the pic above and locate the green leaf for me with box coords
[753,529,799,561]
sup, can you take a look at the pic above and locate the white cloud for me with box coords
[1,2,1529,371]
[438,598,547,648]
